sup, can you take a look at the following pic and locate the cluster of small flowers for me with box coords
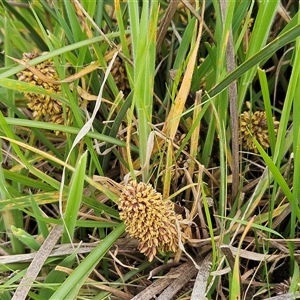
[118,181,181,262]
[17,52,68,132]
[239,110,279,153]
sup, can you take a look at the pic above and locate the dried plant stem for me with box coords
[220,0,239,201]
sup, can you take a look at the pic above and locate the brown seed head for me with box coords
[239,110,279,153]
[111,56,130,94]
[119,181,181,261]
[17,51,69,132]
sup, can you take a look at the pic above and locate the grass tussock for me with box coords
[0,1,300,299]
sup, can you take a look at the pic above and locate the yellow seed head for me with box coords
[16,52,68,133]
[119,181,180,261]
[239,110,279,153]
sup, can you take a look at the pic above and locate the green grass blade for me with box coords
[290,17,300,241]
[253,140,300,220]
[258,68,277,155]
[39,246,79,298]
[205,24,300,103]
[29,194,49,239]
[238,1,279,108]
[3,117,139,152]
[129,1,158,181]
[11,226,41,251]
[49,223,125,300]
[1,1,48,50]
[0,31,128,80]
[61,151,88,243]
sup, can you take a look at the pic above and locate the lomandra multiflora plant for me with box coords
[119,181,181,262]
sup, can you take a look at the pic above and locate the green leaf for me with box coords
[61,151,87,243]
[205,24,300,106]
[39,246,79,298]
[49,223,125,300]
[11,226,41,251]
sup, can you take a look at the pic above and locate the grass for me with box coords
[0,0,299,299]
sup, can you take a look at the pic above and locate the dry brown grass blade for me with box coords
[0,243,93,264]
[162,139,173,198]
[131,266,181,300]
[220,245,236,273]
[181,0,215,44]
[220,0,239,201]
[191,254,212,300]
[157,257,203,300]
[277,2,292,23]
[0,239,139,265]
[131,259,199,300]
[72,0,118,49]
[11,44,129,86]
[160,11,203,198]
[12,225,63,300]
[185,91,202,201]
[179,90,202,203]
[162,19,202,141]
[10,56,101,84]
[228,245,293,262]
[265,293,300,300]
[157,0,180,50]
[10,56,62,83]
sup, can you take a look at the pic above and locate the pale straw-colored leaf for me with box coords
[191,254,212,300]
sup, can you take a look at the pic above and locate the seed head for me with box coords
[239,110,279,153]
[119,181,181,262]
[111,56,130,94]
[16,52,69,134]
